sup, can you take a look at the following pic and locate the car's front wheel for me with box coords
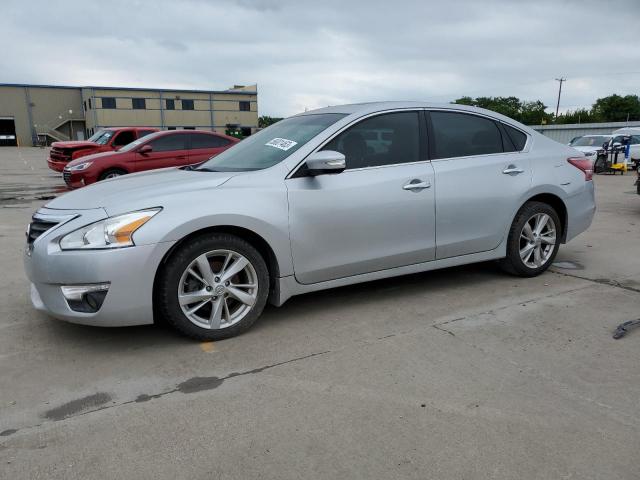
[99,168,127,181]
[499,201,560,277]
[157,234,269,340]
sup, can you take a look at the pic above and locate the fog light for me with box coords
[61,283,110,313]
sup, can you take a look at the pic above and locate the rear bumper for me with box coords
[565,181,596,242]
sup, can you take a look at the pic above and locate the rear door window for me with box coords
[430,111,504,159]
[190,133,231,149]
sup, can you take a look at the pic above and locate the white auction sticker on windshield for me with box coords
[265,138,298,151]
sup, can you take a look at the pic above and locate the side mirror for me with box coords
[602,142,609,149]
[305,150,346,176]
[138,144,152,154]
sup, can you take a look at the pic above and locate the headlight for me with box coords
[59,209,161,250]
[66,162,93,171]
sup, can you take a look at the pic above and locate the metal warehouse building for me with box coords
[532,120,640,144]
[0,83,258,146]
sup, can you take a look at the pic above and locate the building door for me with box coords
[0,118,17,146]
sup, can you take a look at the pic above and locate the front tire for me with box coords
[99,168,127,181]
[157,234,269,340]
[499,201,560,277]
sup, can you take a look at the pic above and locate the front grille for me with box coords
[63,170,72,185]
[27,218,59,247]
[50,147,71,162]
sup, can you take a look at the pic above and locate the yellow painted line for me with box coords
[200,342,216,353]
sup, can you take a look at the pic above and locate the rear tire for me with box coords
[98,168,127,181]
[499,201,561,277]
[156,233,269,340]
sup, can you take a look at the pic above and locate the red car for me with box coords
[62,130,239,188]
[48,127,158,172]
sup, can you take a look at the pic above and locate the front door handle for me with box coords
[403,179,431,191]
[503,165,524,175]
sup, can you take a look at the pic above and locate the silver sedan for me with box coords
[24,102,596,340]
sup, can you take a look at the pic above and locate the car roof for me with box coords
[140,129,239,141]
[102,126,158,131]
[296,101,530,129]
[612,127,640,134]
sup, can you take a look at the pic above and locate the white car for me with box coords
[611,128,640,167]
[569,135,612,159]
[570,132,640,169]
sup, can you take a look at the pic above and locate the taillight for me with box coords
[568,157,593,181]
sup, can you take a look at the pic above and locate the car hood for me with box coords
[572,146,601,153]
[66,150,119,168]
[52,141,99,149]
[46,167,238,215]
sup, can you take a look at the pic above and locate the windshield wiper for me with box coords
[193,167,220,172]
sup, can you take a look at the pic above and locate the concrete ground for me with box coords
[1,147,639,480]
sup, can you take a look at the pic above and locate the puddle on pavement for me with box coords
[552,260,584,270]
[0,183,68,206]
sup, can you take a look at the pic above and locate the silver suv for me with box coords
[24,102,596,340]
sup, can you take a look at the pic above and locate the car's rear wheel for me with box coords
[157,234,269,340]
[499,201,560,277]
[99,168,127,181]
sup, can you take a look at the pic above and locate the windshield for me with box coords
[196,113,347,172]
[88,130,115,145]
[571,136,610,147]
[118,131,164,152]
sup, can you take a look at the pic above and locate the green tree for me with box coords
[520,100,553,125]
[453,96,551,125]
[258,116,283,128]
[453,96,475,106]
[555,108,595,124]
[591,94,640,122]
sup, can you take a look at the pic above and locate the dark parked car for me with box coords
[62,130,239,188]
[48,127,158,172]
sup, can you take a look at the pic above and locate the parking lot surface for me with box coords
[1,147,639,479]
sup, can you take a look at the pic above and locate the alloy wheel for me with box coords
[519,213,556,269]
[178,249,258,329]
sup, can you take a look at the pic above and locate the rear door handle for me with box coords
[502,165,524,175]
[403,179,431,191]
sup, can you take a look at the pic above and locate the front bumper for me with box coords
[24,207,175,327]
[62,169,98,189]
[48,158,68,172]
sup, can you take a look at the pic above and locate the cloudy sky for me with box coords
[1,0,639,117]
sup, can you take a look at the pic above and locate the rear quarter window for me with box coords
[503,124,528,151]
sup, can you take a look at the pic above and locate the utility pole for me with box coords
[554,77,566,122]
